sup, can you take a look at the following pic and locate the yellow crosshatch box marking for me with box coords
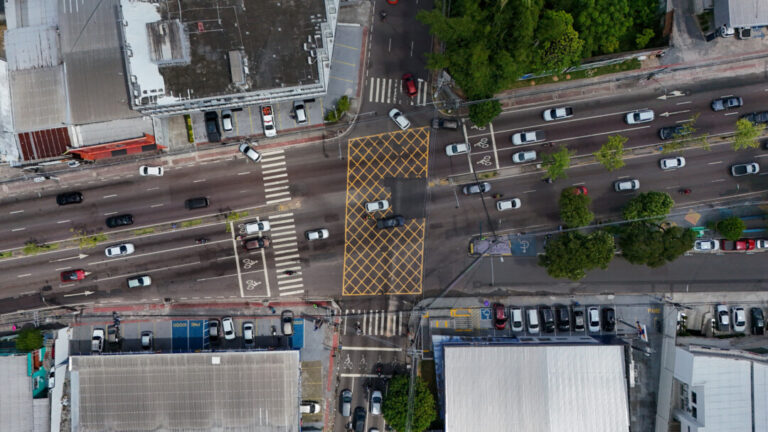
[342,127,429,296]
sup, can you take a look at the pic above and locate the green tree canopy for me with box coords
[559,188,594,227]
[570,0,632,57]
[532,10,583,72]
[542,146,574,181]
[15,327,43,352]
[594,135,627,171]
[469,100,502,127]
[538,231,615,280]
[382,374,437,432]
[622,191,674,221]
[713,216,746,241]
[618,223,696,268]
[733,117,765,151]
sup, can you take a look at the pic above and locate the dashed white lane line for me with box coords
[12,227,26,232]
[9,210,24,214]
[57,220,70,224]
[103,194,117,199]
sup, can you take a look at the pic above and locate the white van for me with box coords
[294,101,307,124]
[526,309,540,334]
[510,307,524,332]
[244,220,270,234]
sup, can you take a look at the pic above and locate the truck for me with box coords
[720,239,756,251]
[261,105,277,137]
[469,236,511,256]
[511,130,546,145]
[91,328,105,353]
[542,106,573,121]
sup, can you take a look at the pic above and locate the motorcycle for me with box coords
[195,238,209,244]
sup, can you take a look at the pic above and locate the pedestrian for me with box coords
[379,11,387,21]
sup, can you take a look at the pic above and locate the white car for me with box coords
[496,198,521,211]
[694,239,720,252]
[716,305,730,331]
[139,166,164,176]
[732,307,746,332]
[731,162,759,176]
[105,243,135,257]
[141,331,153,350]
[625,109,655,124]
[614,179,640,192]
[659,157,686,170]
[244,220,271,234]
[388,108,411,130]
[445,143,469,156]
[261,105,277,137]
[511,131,545,145]
[365,200,390,212]
[127,275,151,288]
[300,401,322,414]
[222,317,236,340]
[239,143,262,162]
[370,390,383,415]
[756,239,768,249]
[221,110,233,131]
[587,307,600,333]
[512,150,537,163]
[542,106,573,121]
[243,322,254,345]
[305,228,329,240]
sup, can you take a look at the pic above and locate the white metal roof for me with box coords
[444,344,629,432]
[0,356,34,432]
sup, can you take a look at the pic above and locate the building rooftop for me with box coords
[0,356,34,432]
[69,351,300,431]
[715,0,768,28]
[443,344,630,432]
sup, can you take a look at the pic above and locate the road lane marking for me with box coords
[708,161,723,165]
[338,347,403,351]
[280,289,304,296]
[264,173,288,180]
[278,283,304,290]
[724,112,739,116]
[196,270,264,282]
[9,210,24,214]
[261,161,286,169]
[489,122,499,170]
[264,185,290,192]
[262,168,287,174]
[523,190,536,193]
[275,254,300,261]
[146,187,160,191]
[193,179,206,183]
[97,261,200,282]
[711,179,726,183]
[103,194,117,199]
[237,171,251,176]
[17,273,31,278]
[11,227,26,231]
[267,197,292,204]
[150,204,164,208]
[103,211,118,216]
[57,220,70,224]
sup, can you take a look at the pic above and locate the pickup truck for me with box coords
[720,239,756,251]
[261,105,277,137]
[511,130,545,145]
[542,106,573,121]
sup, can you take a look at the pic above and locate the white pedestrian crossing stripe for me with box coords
[344,309,406,337]
[367,77,430,106]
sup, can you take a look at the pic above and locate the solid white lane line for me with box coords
[9,210,24,214]
[103,194,117,199]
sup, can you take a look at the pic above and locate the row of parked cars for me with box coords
[714,305,765,334]
[491,303,616,334]
[693,238,768,252]
[339,388,384,432]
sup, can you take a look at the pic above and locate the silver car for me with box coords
[388,108,411,130]
[512,150,537,163]
[105,243,135,257]
[462,182,491,195]
[370,390,383,415]
[587,307,600,333]
[731,162,759,176]
[239,143,262,162]
[614,179,640,192]
[659,157,685,170]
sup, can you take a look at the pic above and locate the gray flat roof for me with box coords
[444,344,630,432]
[715,0,768,28]
[70,351,300,431]
[10,66,67,132]
[0,356,34,432]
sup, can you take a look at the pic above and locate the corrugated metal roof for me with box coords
[6,26,61,70]
[0,356,34,432]
[10,66,67,132]
[444,345,630,432]
[715,0,768,28]
[6,0,59,29]
[687,354,753,431]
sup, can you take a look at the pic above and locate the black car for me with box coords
[540,307,555,333]
[658,125,689,140]
[56,191,83,206]
[741,111,768,126]
[106,214,133,228]
[353,407,366,432]
[555,306,570,331]
[184,197,209,209]
[602,307,616,332]
[204,111,221,143]
[751,308,765,335]
[376,215,405,229]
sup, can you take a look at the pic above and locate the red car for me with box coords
[572,186,588,195]
[402,73,417,97]
[60,269,86,282]
[387,0,398,4]
[735,239,756,251]
[492,303,508,330]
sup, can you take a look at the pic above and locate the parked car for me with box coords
[141,331,153,350]
[365,200,390,212]
[510,307,524,332]
[716,305,730,331]
[222,317,236,340]
[239,143,262,162]
[756,239,768,250]
[127,275,151,288]
[526,308,540,334]
[370,390,383,415]
[431,118,459,130]
[741,111,768,125]
[542,106,573,121]
[587,307,600,332]
[496,198,521,211]
[340,389,353,417]
[512,150,536,163]
[625,109,655,124]
[492,303,508,330]
[139,166,164,176]
[353,407,366,432]
[731,162,760,176]
[105,243,135,257]
[511,130,545,145]
[573,308,585,331]
[694,239,720,252]
[388,108,411,130]
[659,157,686,170]
[261,105,277,137]
[572,186,588,195]
[555,306,570,331]
[106,214,133,228]
[293,101,307,124]
[244,221,271,234]
[445,143,469,156]
[305,228,330,240]
[732,307,747,332]
[462,182,490,195]
[540,307,555,333]
[204,111,221,142]
[243,236,270,250]
[282,310,294,336]
[107,324,119,344]
[376,215,405,229]
[300,401,322,414]
[56,191,83,206]
[60,269,86,282]
[711,96,743,111]
[221,109,233,131]
[209,319,221,341]
[402,73,417,97]
[91,328,105,353]
[614,179,639,192]
[751,308,765,335]
[243,322,254,346]
[658,125,689,140]
[602,307,616,331]
[720,239,756,251]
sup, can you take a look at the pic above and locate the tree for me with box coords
[542,146,574,181]
[468,100,502,127]
[382,374,437,432]
[559,188,594,227]
[712,216,746,241]
[622,191,674,221]
[662,114,708,154]
[618,223,696,268]
[635,28,655,49]
[15,327,43,352]
[593,135,626,171]
[733,117,765,151]
[532,10,583,72]
[571,0,632,57]
[538,231,615,280]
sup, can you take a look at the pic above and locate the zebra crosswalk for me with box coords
[343,309,407,337]
[268,212,304,297]
[367,76,430,106]
[260,150,291,205]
